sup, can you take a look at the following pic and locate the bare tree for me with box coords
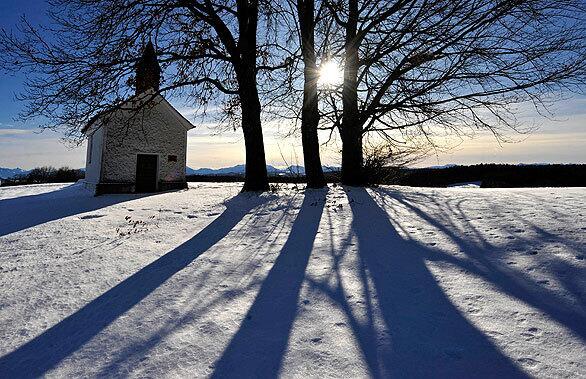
[0,0,294,191]
[322,0,586,185]
[258,0,328,188]
[295,0,327,188]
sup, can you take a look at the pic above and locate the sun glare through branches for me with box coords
[318,60,343,88]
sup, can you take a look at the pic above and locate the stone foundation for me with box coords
[95,182,135,195]
[89,180,187,195]
[159,181,188,191]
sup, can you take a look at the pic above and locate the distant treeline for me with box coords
[2,164,583,188]
[391,164,586,188]
[0,166,85,187]
[187,164,586,188]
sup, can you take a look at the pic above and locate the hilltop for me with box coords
[0,182,584,377]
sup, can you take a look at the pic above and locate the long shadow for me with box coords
[375,188,586,341]
[0,193,267,378]
[93,195,300,377]
[211,189,328,378]
[0,184,151,237]
[345,188,528,378]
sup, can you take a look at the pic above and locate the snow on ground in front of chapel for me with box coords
[0,182,585,378]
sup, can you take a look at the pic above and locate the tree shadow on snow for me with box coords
[211,188,328,378]
[0,192,268,378]
[372,188,586,342]
[2,185,582,377]
[306,187,531,378]
[0,183,153,237]
[92,193,301,377]
[211,187,562,378]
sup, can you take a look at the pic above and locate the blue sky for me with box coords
[0,0,585,170]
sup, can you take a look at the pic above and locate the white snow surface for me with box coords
[0,182,585,378]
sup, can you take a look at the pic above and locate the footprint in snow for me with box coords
[527,327,540,334]
[467,307,481,315]
[79,214,105,220]
[517,357,539,367]
[520,329,540,340]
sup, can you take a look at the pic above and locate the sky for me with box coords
[0,0,585,170]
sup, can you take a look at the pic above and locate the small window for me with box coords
[87,135,93,163]
[168,155,177,162]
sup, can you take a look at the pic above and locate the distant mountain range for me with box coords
[0,168,29,179]
[186,165,341,176]
[0,165,339,179]
[2,163,566,180]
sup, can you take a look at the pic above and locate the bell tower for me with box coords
[135,40,161,94]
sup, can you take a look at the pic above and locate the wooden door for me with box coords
[135,154,158,192]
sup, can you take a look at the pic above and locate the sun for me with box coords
[318,60,343,88]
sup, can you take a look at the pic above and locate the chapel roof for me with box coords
[82,42,193,134]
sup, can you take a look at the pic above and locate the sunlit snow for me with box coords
[0,182,584,377]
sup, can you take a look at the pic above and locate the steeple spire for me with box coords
[135,40,161,95]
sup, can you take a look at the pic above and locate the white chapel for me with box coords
[83,42,193,195]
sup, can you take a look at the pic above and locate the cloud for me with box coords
[0,129,85,169]
[2,107,584,170]
[176,106,222,118]
[0,128,31,136]
[416,130,586,167]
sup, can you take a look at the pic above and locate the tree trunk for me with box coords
[341,0,363,186]
[237,0,269,192]
[340,110,363,186]
[238,65,270,192]
[298,0,326,188]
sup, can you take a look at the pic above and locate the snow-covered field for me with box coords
[0,182,584,378]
